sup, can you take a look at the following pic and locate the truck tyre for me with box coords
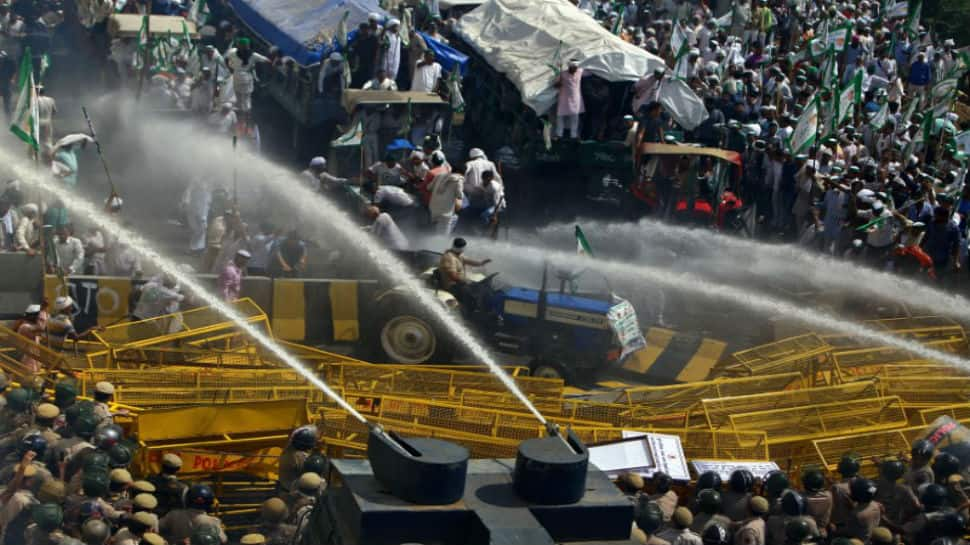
[375,299,454,364]
[529,359,571,383]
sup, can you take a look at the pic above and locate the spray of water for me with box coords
[478,238,970,370]
[74,111,550,428]
[1,150,372,425]
[539,219,970,322]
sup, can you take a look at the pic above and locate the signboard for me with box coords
[589,431,690,480]
[691,459,781,481]
[608,299,647,359]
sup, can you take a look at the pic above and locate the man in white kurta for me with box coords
[381,19,403,82]
[555,59,584,139]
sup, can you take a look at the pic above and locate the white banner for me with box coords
[691,459,781,481]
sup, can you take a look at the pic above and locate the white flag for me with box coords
[835,69,862,129]
[658,78,708,131]
[788,98,818,154]
[869,101,889,130]
[888,1,908,18]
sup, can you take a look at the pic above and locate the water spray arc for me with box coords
[169,134,551,429]
[2,152,372,425]
[480,239,970,370]
[545,219,970,323]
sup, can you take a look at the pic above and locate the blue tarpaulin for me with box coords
[418,32,469,76]
[229,0,385,66]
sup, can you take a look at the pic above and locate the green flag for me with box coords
[9,48,38,151]
[612,5,625,35]
[576,225,594,257]
[134,14,149,70]
[670,21,690,62]
[546,40,563,77]
[905,0,921,38]
[331,120,363,147]
[337,10,350,49]
[788,96,819,154]
[825,24,852,52]
[869,101,889,130]
[188,0,209,26]
[834,69,862,131]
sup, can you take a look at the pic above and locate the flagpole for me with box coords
[82,107,118,202]
[136,3,153,101]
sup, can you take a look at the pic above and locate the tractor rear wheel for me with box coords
[375,299,454,364]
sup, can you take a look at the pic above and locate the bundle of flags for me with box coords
[134,15,197,76]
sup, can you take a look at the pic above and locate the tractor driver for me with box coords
[438,238,491,310]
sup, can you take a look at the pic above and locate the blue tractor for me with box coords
[373,252,645,382]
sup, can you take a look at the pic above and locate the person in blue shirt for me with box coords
[907,52,931,94]
[922,206,960,282]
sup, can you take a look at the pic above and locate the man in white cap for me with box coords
[367,12,383,34]
[198,44,230,84]
[190,67,215,115]
[219,249,250,302]
[225,37,271,128]
[16,305,43,372]
[554,59,584,139]
[318,52,347,97]
[380,18,403,82]
[302,157,348,193]
[13,202,38,254]
[48,296,79,349]
[411,50,442,93]
[208,101,237,135]
[463,148,501,205]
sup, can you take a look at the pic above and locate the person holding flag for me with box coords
[553,59,585,140]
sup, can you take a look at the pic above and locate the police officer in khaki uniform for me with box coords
[725,470,756,523]
[874,459,920,528]
[902,484,947,545]
[0,464,46,545]
[80,518,111,545]
[113,511,157,545]
[158,484,227,544]
[278,426,317,494]
[285,472,322,527]
[108,468,133,506]
[691,489,733,535]
[841,478,884,543]
[132,493,160,531]
[256,498,296,545]
[64,472,121,531]
[767,490,819,545]
[49,412,97,473]
[649,472,679,523]
[0,435,53,485]
[638,502,672,545]
[30,404,61,446]
[802,468,832,538]
[91,382,115,427]
[660,507,704,545]
[735,496,769,545]
[148,453,188,517]
[905,440,935,495]
[831,455,861,533]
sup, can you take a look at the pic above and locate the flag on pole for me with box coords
[671,21,690,62]
[901,94,919,127]
[134,14,149,70]
[337,10,350,49]
[825,24,852,52]
[905,0,921,38]
[658,78,709,130]
[400,7,412,48]
[887,0,908,18]
[39,53,50,82]
[546,40,563,77]
[612,5,625,35]
[188,0,209,26]
[9,48,38,151]
[331,120,363,147]
[576,225,594,257]
[788,96,819,154]
[834,68,862,130]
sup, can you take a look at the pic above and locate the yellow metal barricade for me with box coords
[702,381,881,429]
[728,396,908,445]
[918,404,970,424]
[88,298,272,354]
[823,316,968,355]
[0,325,72,379]
[714,335,836,385]
[877,377,970,409]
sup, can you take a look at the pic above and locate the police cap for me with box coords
[297,472,323,493]
[870,527,894,545]
[240,535,266,545]
[140,533,166,545]
[133,493,158,510]
[618,471,644,493]
[36,403,59,420]
[37,479,66,504]
[749,495,770,515]
[672,507,693,528]
[161,453,183,470]
[261,497,288,523]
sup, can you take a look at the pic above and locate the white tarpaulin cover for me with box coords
[456,0,667,115]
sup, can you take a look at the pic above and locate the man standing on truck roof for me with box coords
[554,59,584,140]
[350,23,379,88]
[225,37,271,130]
[380,18,403,83]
